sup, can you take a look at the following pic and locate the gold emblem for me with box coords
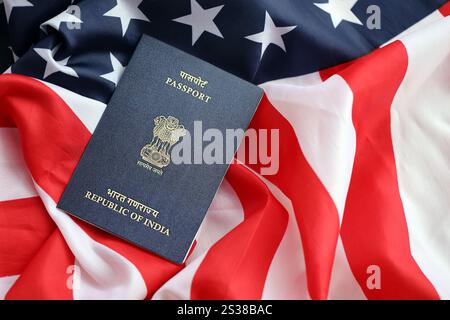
[140,115,187,168]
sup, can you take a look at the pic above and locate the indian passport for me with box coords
[57,35,263,264]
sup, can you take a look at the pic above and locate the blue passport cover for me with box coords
[57,35,263,264]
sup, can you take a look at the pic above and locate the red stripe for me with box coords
[0,116,15,127]
[0,197,55,277]
[439,1,450,16]
[336,41,439,299]
[241,95,340,299]
[0,74,181,298]
[191,163,288,299]
[0,74,92,202]
[320,60,355,81]
[5,230,75,300]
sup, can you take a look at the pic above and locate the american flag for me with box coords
[0,0,449,300]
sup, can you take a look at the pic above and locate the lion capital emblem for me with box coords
[140,115,187,168]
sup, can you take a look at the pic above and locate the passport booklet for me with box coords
[57,35,263,264]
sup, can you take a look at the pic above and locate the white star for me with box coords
[41,9,83,32]
[245,11,296,60]
[34,45,78,79]
[100,53,125,86]
[103,0,149,37]
[314,0,363,28]
[4,0,34,22]
[173,0,224,46]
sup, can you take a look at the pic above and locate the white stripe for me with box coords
[152,253,205,300]
[0,275,19,300]
[328,237,366,299]
[35,184,147,300]
[257,174,309,300]
[37,80,106,133]
[0,128,37,201]
[392,17,450,299]
[248,167,365,300]
[259,74,362,299]
[152,179,244,299]
[260,74,356,221]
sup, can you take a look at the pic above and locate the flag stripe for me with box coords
[257,73,364,299]
[35,185,149,300]
[242,95,340,299]
[5,230,75,300]
[0,275,19,300]
[0,197,55,277]
[152,180,245,300]
[259,174,309,300]
[74,219,182,299]
[191,163,288,299]
[0,74,92,203]
[0,74,180,298]
[339,41,439,299]
[0,128,37,201]
[439,1,450,16]
[391,16,450,299]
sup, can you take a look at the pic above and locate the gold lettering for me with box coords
[164,71,212,103]
[143,218,170,237]
[179,71,188,79]
[119,208,128,216]
[83,189,167,236]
